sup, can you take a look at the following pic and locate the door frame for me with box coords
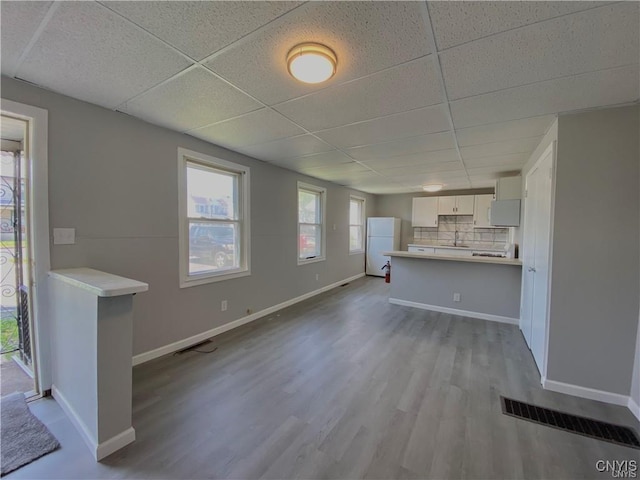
[1,99,50,393]
[520,141,556,381]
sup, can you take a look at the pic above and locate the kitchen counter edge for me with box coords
[384,251,522,266]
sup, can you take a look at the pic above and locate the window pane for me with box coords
[349,199,362,225]
[299,224,321,259]
[187,164,238,220]
[188,222,239,274]
[350,226,362,251]
[298,190,319,223]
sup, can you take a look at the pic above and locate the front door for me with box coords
[1,115,36,395]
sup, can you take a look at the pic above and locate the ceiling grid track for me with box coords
[419,1,472,190]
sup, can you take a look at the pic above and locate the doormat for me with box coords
[501,396,640,450]
[1,393,60,475]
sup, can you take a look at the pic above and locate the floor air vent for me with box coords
[501,396,640,450]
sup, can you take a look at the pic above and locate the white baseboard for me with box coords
[133,273,365,366]
[95,427,135,461]
[52,385,136,461]
[388,298,519,325]
[542,378,630,407]
[52,385,97,457]
[627,396,640,422]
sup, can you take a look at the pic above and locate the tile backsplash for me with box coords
[413,215,509,249]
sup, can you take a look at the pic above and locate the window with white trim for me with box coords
[178,148,250,287]
[349,196,365,253]
[298,182,326,264]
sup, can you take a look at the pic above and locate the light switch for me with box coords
[53,228,75,245]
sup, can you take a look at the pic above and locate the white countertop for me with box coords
[408,243,506,253]
[384,251,522,266]
[49,268,149,297]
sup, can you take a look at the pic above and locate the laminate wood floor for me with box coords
[7,277,640,479]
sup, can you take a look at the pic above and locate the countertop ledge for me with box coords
[384,251,522,266]
[49,268,149,297]
[407,243,506,253]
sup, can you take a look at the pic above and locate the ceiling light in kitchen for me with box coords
[422,184,443,192]
[287,43,337,84]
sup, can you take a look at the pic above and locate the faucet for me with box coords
[454,230,459,247]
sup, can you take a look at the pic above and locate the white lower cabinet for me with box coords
[408,246,435,254]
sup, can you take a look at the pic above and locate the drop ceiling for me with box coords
[1,1,638,194]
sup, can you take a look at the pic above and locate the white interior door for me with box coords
[520,171,538,347]
[530,150,553,372]
[520,144,554,376]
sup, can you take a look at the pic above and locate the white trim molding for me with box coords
[96,428,136,461]
[388,298,519,325]
[133,273,365,366]
[542,378,630,407]
[52,386,136,461]
[1,99,51,392]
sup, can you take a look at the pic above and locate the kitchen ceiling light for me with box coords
[287,43,337,84]
[422,184,443,192]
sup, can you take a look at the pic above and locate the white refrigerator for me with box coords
[366,217,401,277]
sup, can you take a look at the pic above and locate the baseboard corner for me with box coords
[542,378,630,407]
[96,427,136,461]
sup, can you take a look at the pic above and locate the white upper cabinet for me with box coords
[473,194,494,228]
[438,195,475,215]
[412,197,439,227]
[456,195,475,215]
[437,196,456,215]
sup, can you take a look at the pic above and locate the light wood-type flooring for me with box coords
[7,277,640,479]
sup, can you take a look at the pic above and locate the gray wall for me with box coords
[1,76,375,358]
[389,256,522,319]
[375,189,493,249]
[546,106,640,396]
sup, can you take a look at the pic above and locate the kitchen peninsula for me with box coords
[384,249,522,324]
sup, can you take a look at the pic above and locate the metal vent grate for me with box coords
[501,397,640,450]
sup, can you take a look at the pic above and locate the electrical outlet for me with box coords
[221,300,227,311]
[315,273,319,281]
[453,293,461,302]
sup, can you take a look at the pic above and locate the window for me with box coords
[298,182,326,264]
[178,148,250,287]
[349,196,365,253]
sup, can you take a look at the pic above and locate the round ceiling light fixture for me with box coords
[422,184,443,192]
[287,43,337,84]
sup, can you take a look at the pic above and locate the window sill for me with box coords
[297,256,326,266]
[349,250,365,255]
[180,268,250,288]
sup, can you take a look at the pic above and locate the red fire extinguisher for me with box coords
[382,261,391,283]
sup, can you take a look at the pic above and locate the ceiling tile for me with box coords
[300,162,372,176]
[441,3,639,101]
[237,134,333,162]
[429,1,609,50]
[360,149,460,169]
[372,162,464,177]
[456,116,555,147]
[121,67,262,132]
[314,104,451,149]
[463,153,529,168]
[274,57,443,131]
[205,1,430,105]
[450,65,640,128]
[0,1,52,75]
[188,108,305,149]
[460,137,542,160]
[346,132,456,161]
[16,2,191,109]
[106,1,301,61]
[269,150,353,170]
